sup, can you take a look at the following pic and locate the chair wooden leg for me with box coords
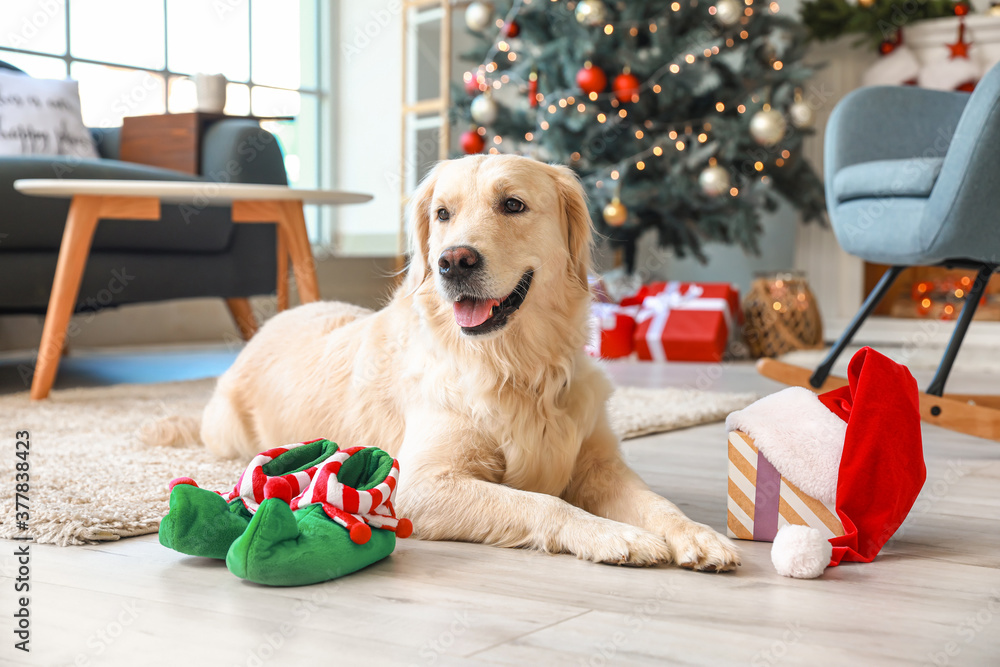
[276,226,289,311]
[944,394,1000,410]
[757,358,848,393]
[278,201,320,304]
[31,196,103,400]
[225,298,258,340]
[757,358,1000,441]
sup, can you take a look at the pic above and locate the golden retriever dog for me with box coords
[182,154,739,570]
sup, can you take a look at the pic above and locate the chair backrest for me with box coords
[0,60,25,74]
[922,60,1000,259]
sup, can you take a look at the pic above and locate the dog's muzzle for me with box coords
[450,270,534,336]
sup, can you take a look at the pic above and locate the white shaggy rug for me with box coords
[0,379,756,546]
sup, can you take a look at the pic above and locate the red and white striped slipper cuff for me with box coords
[225,440,339,513]
[293,446,402,527]
[219,442,409,540]
[725,387,846,505]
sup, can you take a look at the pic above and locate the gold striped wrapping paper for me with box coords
[727,430,845,542]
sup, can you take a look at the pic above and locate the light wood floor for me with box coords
[2,352,999,666]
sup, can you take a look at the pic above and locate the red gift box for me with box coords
[586,303,638,359]
[627,282,742,362]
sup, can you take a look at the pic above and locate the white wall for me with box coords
[332,0,404,255]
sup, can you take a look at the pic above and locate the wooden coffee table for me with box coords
[14,179,372,400]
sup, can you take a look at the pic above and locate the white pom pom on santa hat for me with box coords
[771,525,833,579]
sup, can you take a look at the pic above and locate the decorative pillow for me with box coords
[0,70,99,159]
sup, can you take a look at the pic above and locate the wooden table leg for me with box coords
[278,201,320,304]
[225,298,258,340]
[31,196,102,400]
[276,226,289,311]
[231,199,320,306]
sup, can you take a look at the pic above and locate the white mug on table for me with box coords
[194,73,228,113]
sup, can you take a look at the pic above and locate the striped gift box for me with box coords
[727,430,845,542]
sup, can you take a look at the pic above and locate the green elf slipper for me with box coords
[225,446,412,587]
[159,438,341,559]
[158,480,254,559]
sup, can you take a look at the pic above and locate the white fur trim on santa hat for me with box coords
[725,387,846,505]
[771,525,832,579]
[862,46,920,87]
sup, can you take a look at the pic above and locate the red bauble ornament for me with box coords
[503,20,520,37]
[461,129,486,154]
[464,72,481,96]
[613,72,641,103]
[576,64,607,95]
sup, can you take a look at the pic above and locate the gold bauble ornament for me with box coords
[575,0,609,26]
[714,0,743,26]
[857,0,876,7]
[465,2,494,31]
[470,93,499,125]
[749,108,787,146]
[699,164,731,197]
[789,100,815,128]
[603,197,628,226]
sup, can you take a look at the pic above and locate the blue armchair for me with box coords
[759,62,1000,441]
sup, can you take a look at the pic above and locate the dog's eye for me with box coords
[436,208,450,222]
[503,198,526,214]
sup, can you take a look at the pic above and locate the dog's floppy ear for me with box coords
[403,163,440,289]
[551,164,594,289]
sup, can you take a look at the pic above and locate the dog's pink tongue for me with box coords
[454,298,499,328]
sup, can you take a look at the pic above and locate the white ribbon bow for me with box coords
[591,302,624,329]
[636,282,733,362]
[587,302,641,356]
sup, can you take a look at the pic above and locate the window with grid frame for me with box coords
[0,0,329,243]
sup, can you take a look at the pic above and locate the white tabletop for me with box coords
[13,179,373,206]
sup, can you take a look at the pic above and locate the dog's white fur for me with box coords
[181,154,739,569]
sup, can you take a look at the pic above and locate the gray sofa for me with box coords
[0,61,285,315]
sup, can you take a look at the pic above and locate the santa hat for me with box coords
[726,347,926,578]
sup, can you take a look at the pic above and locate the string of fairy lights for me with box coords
[460,0,814,219]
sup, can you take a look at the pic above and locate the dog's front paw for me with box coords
[561,519,671,566]
[662,521,741,572]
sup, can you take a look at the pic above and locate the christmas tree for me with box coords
[453,0,827,270]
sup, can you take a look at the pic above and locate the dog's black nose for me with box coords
[438,246,481,278]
